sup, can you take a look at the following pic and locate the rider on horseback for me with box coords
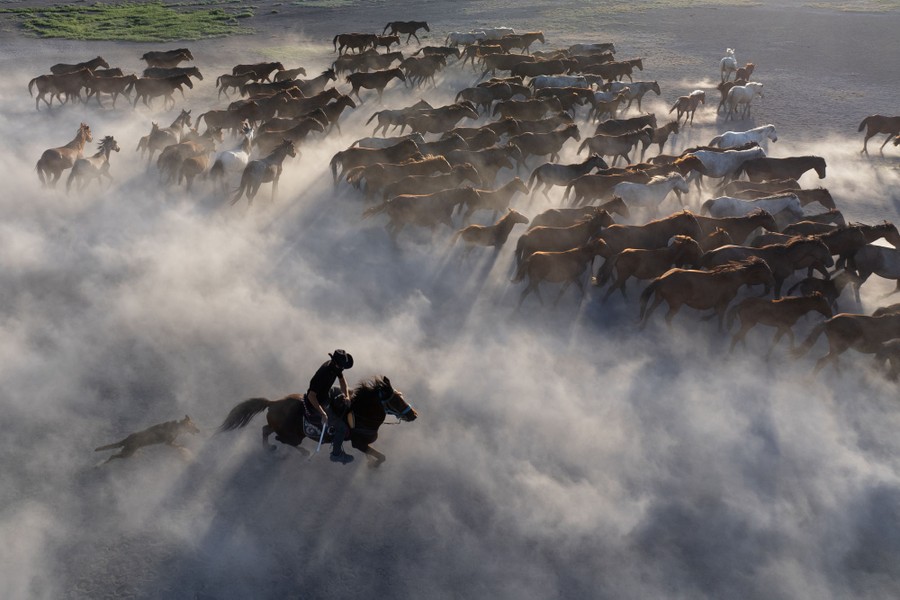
[306,349,355,463]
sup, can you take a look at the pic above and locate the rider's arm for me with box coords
[307,390,328,419]
[338,373,349,404]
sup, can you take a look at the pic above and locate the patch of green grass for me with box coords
[0,2,254,41]
[293,0,359,7]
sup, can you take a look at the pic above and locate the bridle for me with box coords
[375,385,413,419]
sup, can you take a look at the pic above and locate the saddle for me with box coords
[301,388,347,441]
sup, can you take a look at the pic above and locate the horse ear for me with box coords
[383,376,391,388]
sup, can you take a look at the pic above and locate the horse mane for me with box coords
[709,256,766,274]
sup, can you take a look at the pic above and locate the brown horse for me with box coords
[513,239,608,307]
[381,164,482,200]
[794,313,900,373]
[527,154,609,201]
[50,56,109,75]
[330,139,421,184]
[785,270,862,311]
[233,61,285,81]
[231,139,297,206]
[141,109,192,164]
[639,257,776,330]
[726,293,833,353]
[600,235,705,301]
[529,205,621,230]
[453,208,530,258]
[738,155,827,182]
[701,237,835,298]
[498,31,546,54]
[66,135,119,193]
[363,188,477,240]
[669,90,705,125]
[219,376,416,466]
[593,211,703,276]
[593,113,657,136]
[383,21,430,44]
[347,156,453,199]
[858,115,900,155]
[141,48,193,68]
[509,124,581,169]
[129,74,193,109]
[641,121,680,160]
[578,129,652,166]
[493,98,563,121]
[514,211,612,265]
[36,122,92,187]
[463,178,530,222]
[333,33,378,54]
[84,74,138,108]
[347,68,406,102]
[28,69,94,110]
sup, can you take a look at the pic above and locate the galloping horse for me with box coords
[66,135,120,193]
[383,21,430,44]
[36,122,92,187]
[231,139,297,206]
[218,376,417,466]
[858,115,900,155]
[669,90,705,125]
[639,257,776,330]
[725,293,833,354]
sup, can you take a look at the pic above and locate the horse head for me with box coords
[180,415,201,435]
[507,208,530,225]
[362,376,417,422]
[813,156,827,179]
[79,122,93,143]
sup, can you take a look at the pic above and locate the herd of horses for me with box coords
[28,21,900,462]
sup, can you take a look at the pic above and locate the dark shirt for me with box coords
[308,360,340,407]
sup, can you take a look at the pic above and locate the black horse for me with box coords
[218,376,417,466]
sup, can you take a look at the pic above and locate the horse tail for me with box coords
[218,397,273,432]
[510,255,530,282]
[332,34,340,52]
[700,198,715,215]
[595,253,617,287]
[724,302,741,331]
[785,279,805,297]
[857,116,872,132]
[562,181,575,203]
[709,134,723,147]
[792,321,827,359]
[215,75,223,88]
[209,159,224,179]
[527,167,541,190]
[638,278,661,322]
[95,439,125,451]
[362,200,389,219]
[365,111,381,126]
[329,151,343,183]
[27,76,38,97]
[35,158,46,185]
[668,100,677,114]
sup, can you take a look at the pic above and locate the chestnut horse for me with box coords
[725,293,833,353]
[36,122,92,187]
[218,376,416,466]
[858,115,900,155]
[793,313,900,373]
[639,257,775,330]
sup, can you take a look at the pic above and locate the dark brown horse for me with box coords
[725,293,832,353]
[347,68,406,102]
[50,56,109,75]
[129,74,193,109]
[737,155,826,182]
[141,48,193,68]
[219,376,416,466]
[383,21,430,44]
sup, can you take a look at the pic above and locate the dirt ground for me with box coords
[3,2,900,599]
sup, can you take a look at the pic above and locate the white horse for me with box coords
[709,124,777,149]
[446,31,487,47]
[687,146,766,189]
[725,82,764,121]
[853,245,900,298]
[701,193,803,219]
[481,27,516,40]
[720,48,737,82]
[612,173,690,213]
[530,75,589,89]
[209,123,254,195]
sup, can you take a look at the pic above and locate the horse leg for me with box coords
[729,321,751,352]
[663,304,681,328]
[861,131,874,154]
[639,296,665,330]
[879,134,894,155]
[365,447,385,467]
